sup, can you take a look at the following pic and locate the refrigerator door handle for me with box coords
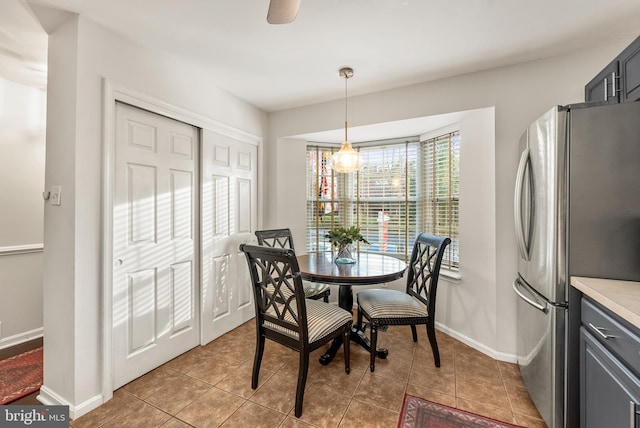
[514,148,531,260]
[513,277,548,313]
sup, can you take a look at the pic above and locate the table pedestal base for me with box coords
[318,284,389,365]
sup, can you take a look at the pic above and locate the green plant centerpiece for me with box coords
[325,226,369,264]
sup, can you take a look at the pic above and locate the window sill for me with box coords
[440,268,462,284]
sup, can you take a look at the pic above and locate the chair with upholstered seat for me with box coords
[356,233,451,372]
[255,228,331,302]
[239,243,352,417]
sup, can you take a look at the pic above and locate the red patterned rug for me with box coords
[398,394,524,428]
[0,347,43,404]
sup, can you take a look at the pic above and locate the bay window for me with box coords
[306,130,459,270]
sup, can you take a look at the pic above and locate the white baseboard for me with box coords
[38,385,104,420]
[0,327,43,350]
[435,321,518,363]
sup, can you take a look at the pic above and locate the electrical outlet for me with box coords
[51,185,62,206]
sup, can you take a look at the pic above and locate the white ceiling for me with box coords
[3,0,640,113]
[0,0,48,88]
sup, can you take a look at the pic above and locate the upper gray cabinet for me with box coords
[619,39,640,102]
[585,35,640,104]
[585,61,620,104]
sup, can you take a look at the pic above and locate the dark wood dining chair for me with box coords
[239,243,352,417]
[356,233,451,372]
[255,228,331,302]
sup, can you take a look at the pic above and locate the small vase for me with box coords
[334,243,356,264]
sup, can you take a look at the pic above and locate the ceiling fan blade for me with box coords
[267,0,301,24]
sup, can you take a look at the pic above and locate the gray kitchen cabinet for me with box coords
[585,61,620,104]
[619,39,640,102]
[580,297,640,428]
[585,35,640,104]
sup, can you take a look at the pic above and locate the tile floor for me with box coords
[71,320,547,427]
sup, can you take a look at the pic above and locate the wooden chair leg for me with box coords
[426,321,440,367]
[357,306,364,331]
[323,290,329,303]
[343,328,351,374]
[410,325,418,342]
[295,351,309,417]
[252,334,265,389]
[369,324,378,372]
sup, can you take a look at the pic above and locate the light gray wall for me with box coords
[42,14,267,417]
[0,77,45,348]
[266,39,633,359]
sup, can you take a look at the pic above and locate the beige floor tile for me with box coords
[201,332,256,364]
[72,389,144,428]
[279,416,319,428]
[505,383,544,418]
[514,412,549,427]
[143,373,211,414]
[353,372,406,413]
[123,365,183,399]
[341,345,374,373]
[257,341,297,372]
[249,373,299,414]
[215,361,275,399]
[455,351,500,373]
[498,361,524,385]
[99,401,171,428]
[294,384,351,428]
[309,352,366,396]
[366,351,413,382]
[185,354,243,386]
[70,324,543,428]
[274,352,327,385]
[163,347,212,374]
[338,399,399,428]
[175,387,245,428]
[407,363,456,396]
[219,401,286,427]
[160,418,192,428]
[455,365,504,388]
[456,378,511,410]
[456,397,516,424]
[411,351,455,375]
[404,384,456,408]
[412,346,454,369]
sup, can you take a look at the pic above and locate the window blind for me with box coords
[420,131,460,269]
[353,142,418,260]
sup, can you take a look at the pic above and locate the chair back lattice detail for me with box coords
[406,236,446,315]
[241,244,309,342]
[255,229,331,302]
[255,228,296,250]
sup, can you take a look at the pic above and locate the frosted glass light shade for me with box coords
[330,140,363,173]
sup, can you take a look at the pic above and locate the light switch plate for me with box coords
[51,185,62,206]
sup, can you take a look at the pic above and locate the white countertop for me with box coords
[571,276,640,329]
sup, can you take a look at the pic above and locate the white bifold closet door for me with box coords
[200,129,257,344]
[112,102,200,389]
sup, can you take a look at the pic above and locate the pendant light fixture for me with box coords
[330,67,363,173]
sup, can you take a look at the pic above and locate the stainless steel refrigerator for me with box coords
[513,101,640,428]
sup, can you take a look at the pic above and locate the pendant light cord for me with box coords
[344,72,348,142]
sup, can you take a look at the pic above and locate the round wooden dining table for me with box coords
[297,251,407,364]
